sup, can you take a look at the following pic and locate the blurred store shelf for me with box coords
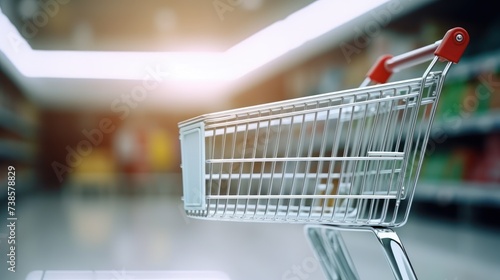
[448,49,500,81]
[430,110,500,137]
[0,106,36,139]
[0,169,36,200]
[416,181,500,207]
[0,139,35,163]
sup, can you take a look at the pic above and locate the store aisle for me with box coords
[1,187,499,280]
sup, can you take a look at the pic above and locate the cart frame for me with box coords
[179,27,469,280]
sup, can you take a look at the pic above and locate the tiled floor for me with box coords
[1,185,499,280]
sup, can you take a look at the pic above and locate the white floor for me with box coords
[1,188,499,280]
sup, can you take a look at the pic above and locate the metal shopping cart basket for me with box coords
[178,27,469,279]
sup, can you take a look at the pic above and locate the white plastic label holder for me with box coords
[180,122,206,211]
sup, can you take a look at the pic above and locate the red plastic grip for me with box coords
[434,27,469,63]
[366,55,393,84]
[364,27,469,85]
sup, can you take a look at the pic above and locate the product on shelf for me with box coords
[465,81,488,115]
[488,72,500,109]
[420,150,450,182]
[470,133,500,183]
[446,148,471,181]
[435,81,467,122]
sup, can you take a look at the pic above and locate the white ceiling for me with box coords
[0,0,430,113]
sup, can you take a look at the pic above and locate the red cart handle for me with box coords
[366,27,470,84]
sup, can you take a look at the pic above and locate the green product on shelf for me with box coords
[420,151,450,181]
[436,81,467,122]
[444,149,468,181]
[473,81,492,114]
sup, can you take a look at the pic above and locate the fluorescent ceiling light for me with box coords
[0,0,389,81]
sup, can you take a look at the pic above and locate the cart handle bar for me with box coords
[366,27,469,84]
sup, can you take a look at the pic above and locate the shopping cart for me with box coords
[178,27,469,279]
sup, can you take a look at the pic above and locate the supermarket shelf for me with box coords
[447,49,500,82]
[430,111,500,138]
[300,111,500,153]
[0,139,35,163]
[415,181,500,207]
[0,169,36,200]
[0,106,35,138]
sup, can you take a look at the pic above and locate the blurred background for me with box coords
[0,0,499,279]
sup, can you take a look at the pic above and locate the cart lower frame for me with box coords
[306,225,416,280]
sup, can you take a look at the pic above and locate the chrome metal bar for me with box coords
[243,117,260,216]
[206,169,402,180]
[214,126,228,216]
[305,225,360,280]
[184,79,427,127]
[377,98,399,222]
[223,121,239,216]
[207,129,216,207]
[265,115,283,216]
[321,103,344,220]
[204,91,420,130]
[356,95,379,221]
[207,156,405,163]
[299,104,319,214]
[401,61,454,224]
[372,228,418,280]
[305,225,418,280]
[286,113,307,217]
[368,151,405,157]
[340,95,358,222]
[255,118,272,215]
[235,120,250,215]
[276,106,296,218]
[366,100,384,222]
[313,99,333,217]
[208,194,397,199]
[386,40,441,73]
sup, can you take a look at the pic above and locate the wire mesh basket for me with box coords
[179,26,470,280]
[179,27,469,228]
